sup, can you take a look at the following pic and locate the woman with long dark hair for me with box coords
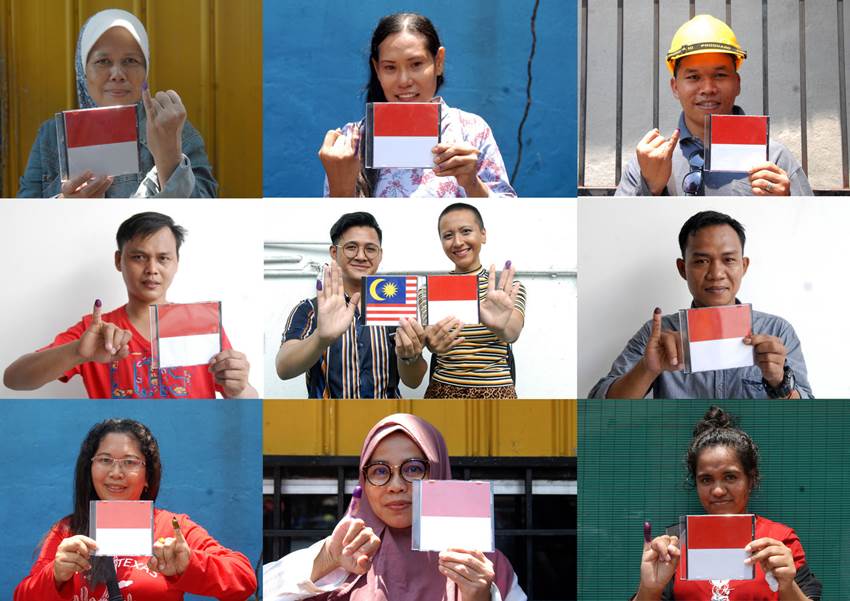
[634,407,822,601]
[14,418,256,600]
[318,13,515,198]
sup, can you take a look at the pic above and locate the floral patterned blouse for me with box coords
[324,98,516,198]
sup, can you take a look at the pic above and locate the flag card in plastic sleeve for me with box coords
[361,275,419,326]
[425,274,479,325]
[679,304,753,374]
[412,480,494,552]
[89,500,153,556]
[681,514,755,581]
[55,104,141,181]
[150,301,222,370]
[705,114,769,172]
[364,102,441,169]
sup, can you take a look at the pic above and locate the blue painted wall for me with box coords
[2,399,261,601]
[264,0,577,197]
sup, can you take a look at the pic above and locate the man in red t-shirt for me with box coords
[3,212,257,399]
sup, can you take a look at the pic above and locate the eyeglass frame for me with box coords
[91,454,147,473]
[361,457,430,486]
[682,148,705,196]
[335,242,383,260]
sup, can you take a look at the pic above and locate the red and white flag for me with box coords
[62,105,140,178]
[708,114,768,172]
[151,301,222,369]
[426,275,479,325]
[685,514,754,581]
[412,480,494,552]
[680,304,753,373]
[367,102,441,168]
[90,500,153,557]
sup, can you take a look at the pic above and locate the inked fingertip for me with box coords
[95,299,102,308]
[653,307,661,315]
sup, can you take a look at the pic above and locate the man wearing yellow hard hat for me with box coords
[616,15,812,196]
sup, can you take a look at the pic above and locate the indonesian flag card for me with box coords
[706,114,769,172]
[425,275,479,325]
[150,301,222,370]
[89,500,153,557]
[679,304,753,374]
[412,480,495,552]
[55,105,140,180]
[682,514,755,581]
[365,102,441,169]
[361,275,419,326]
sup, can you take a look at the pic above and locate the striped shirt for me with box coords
[281,297,401,399]
[419,267,527,387]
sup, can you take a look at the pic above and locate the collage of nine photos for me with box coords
[1,1,849,600]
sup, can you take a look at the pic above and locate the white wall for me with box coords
[579,197,849,398]
[264,198,577,399]
[0,199,264,398]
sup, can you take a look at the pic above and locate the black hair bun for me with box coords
[693,405,736,437]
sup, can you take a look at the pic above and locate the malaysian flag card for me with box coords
[705,114,769,172]
[55,105,141,180]
[364,102,441,168]
[89,500,153,557]
[361,275,419,326]
[681,514,755,581]
[679,304,753,374]
[424,274,479,325]
[412,480,494,552]
[150,301,223,369]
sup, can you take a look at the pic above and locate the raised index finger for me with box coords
[649,307,662,340]
[92,299,103,325]
[171,516,186,544]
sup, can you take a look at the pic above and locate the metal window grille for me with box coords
[578,0,850,195]
[263,456,577,601]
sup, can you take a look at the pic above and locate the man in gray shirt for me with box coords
[616,14,812,197]
[588,210,812,399]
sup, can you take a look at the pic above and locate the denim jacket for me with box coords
[17,109,217,198]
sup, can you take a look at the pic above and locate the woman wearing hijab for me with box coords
[263,413,526,600]
[17,8,216,198]
[634,406,821,601]
[318,12,515,198]
[14,418,256,600]
[421,203,526,399]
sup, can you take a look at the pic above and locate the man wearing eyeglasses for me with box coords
[275,211,427,398]
[615,14,812,197]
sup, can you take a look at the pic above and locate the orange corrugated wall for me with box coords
[263,399,578,457]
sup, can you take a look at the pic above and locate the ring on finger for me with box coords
[765,181,774,193]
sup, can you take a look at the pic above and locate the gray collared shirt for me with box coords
[615,107,813,196]
[588,309,813,399]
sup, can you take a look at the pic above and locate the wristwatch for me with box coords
[763,365,795,399]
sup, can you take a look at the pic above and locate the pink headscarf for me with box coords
[318,413,515,600]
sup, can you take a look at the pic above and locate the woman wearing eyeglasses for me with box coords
[263,413,526,600]
[14,418,256,600]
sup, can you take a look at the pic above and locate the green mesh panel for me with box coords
[579,400,850,600]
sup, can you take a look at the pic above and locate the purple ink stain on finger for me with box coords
[644,521,652,544]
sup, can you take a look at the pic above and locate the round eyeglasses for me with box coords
[362,458,429,486]
[91,455,146,473]
[337,243,382,260]
[682,149,705,196]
